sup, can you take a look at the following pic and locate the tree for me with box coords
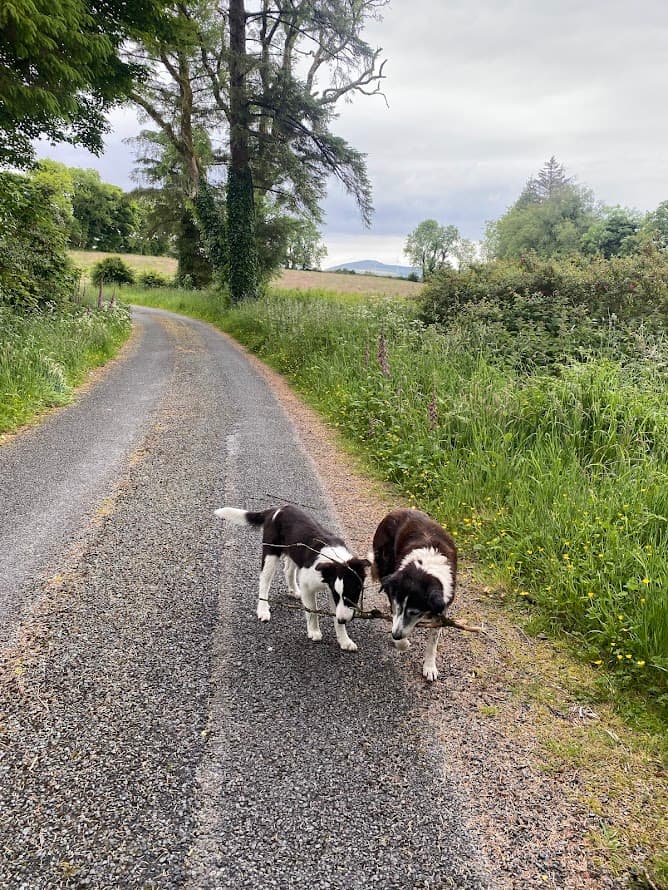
[487,159,599,260]
[0,169,77,308]
[90,256,135,286]
[517,156,572,206]
[404,220,460,280]
[643,200,668,250]
[130,128,213,286]
[580,206,642,258]
[65,166,136,251]
[227,0,259,300]
[451,237,478,270]
[0,0,170,168]
[127,0,387,299]
[284,219,327,269]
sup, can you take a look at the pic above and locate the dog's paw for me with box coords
[257,606,271,622]
[393,638,411,652]
[339,639,358,652]
[422,663,439,682]
[307,629,323,642]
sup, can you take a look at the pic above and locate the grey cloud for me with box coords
[35,0,668,261]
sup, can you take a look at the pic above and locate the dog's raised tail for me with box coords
[214,506,269,527]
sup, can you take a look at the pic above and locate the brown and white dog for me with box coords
[370,508,457,681]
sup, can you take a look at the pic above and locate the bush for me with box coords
[420,253,668,372]
[137,270,172,289]
[90,256,135,287]
[0,171,78,310]
[420,253,668,325]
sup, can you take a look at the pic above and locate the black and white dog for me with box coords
[215,504,370,651]
[370,508,457,681]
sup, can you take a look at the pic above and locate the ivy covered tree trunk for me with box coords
[227,0,258,302]
[192,180,229,287]
[176,207,212,288]
[227,166,257,301]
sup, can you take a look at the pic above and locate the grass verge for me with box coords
[0,303,132,435]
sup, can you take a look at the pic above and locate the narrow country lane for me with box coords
[0,307,488,888]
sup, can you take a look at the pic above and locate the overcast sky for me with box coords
[37,0,668,268]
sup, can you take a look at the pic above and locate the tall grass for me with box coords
[126,285,230,324]
[0,304,131,433]
[223,291,668,708]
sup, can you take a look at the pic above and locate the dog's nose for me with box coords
[391,628,403,640]
[337,618,347,625]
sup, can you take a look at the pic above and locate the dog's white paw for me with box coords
[257,606,271,622]
[308,629,322,642]
[423,663,439,682]
[393,638,411,652]
[339,639,358,652]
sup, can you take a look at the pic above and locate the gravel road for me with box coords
[0,307,489,888]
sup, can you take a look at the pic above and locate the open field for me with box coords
[274,268,422,297]
[70,250,178,281]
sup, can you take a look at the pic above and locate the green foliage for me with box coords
[124,283,229,321]
[192,180,228,285]
[0,170,77,309]
[221,290,668,710]
[137,270,172,289]
[131,129,212,280]
[90,256,135,287]
[176,208,212,289]
[644,200,668,250]
[284,219,327,270]
[0,303,131,432]
[227,166,258,302]
[489,158,599,260]
[420,254,668,356]
[0,0,169,167]
[67,166,137,251]
[581,206,642,258]
[404,219,460,279]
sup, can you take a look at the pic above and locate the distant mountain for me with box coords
[326,259,420,279]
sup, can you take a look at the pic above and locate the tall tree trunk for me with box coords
[177,207,212,288]
[227,0,258,302]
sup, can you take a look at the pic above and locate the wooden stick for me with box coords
[259,597,485,634]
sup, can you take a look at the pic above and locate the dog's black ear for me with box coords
[350,557,371,578]
[380,571,400,597]
[427,584,446,614]
[319,562,337,584]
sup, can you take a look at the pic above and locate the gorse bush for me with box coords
[91,256,135,287]
[224,290,668,709]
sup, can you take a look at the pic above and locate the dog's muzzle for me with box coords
[336,602,355,625]
[391,616,409,640]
